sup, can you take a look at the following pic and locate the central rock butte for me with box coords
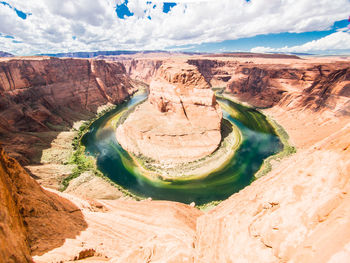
[116,62,223,164]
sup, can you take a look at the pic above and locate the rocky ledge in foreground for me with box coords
[116,62,223,164]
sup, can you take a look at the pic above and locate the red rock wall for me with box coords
[188,59,350,112]
[122,59,163,84]
[0,147,32,262]
[0,145,87,261]
[226,63,350,111]
[0,57,136,164]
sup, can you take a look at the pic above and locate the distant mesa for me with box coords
[116,62,223,164]
[0,51,14,57]
[206,52,301,59]
[35,50,302,59]
[38,50,203,58]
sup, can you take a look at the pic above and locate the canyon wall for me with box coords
[0,146,31,262]
[123,57,350,113]
[0,57,136,164]
[0,145,87,262]
[122,59,163,83]
[1,55,349,262]
[187,58,350,112]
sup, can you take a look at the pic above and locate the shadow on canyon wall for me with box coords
[0,57,136,165]
[0,145,87,261]
[0,57,137,261]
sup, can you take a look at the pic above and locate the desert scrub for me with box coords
[59,104,143,200]
[61,146,95,190]
[197,200,223,211]
[60,121,98,191]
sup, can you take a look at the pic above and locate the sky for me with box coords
[0,0,349,55]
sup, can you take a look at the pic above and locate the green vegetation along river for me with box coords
[81,91,282,205]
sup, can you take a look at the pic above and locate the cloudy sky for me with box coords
[0,0,349,55]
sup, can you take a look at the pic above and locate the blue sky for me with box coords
[170,19,350,53]
[0,1,31,19]
[0,0,349,55]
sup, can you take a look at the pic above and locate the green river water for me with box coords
[81,91,282,205]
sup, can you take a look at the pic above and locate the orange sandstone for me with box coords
[116,62,222,164]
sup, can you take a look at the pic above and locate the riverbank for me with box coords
[217,92,296,179]
[25,89,147,201]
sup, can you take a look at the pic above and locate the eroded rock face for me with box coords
[123,59,163,84]
[0,147,32,262]
[116,62,222,164]
[2,55,350,263]
[0,57,136,164]
[124,57,350,112]
[195,121,350,263]
[0,146,87,261]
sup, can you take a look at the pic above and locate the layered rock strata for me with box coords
[0,57,136,164]
[1,55,350,262]
[116,62,222,164]
[122,56,350,113]
[186,58,350,111]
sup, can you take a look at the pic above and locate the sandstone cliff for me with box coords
[187,58,350,112]
[0,57,136,164]
[123,58,163,84]
[0,145,87,262]
[0,146,31,262]
[225,63,350,110]
[116,62,222,164]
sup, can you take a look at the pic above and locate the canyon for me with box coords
[0,53,349,262]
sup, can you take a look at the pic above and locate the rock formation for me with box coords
[195,117,350,263]
[1,54,350,262]
[0,57,136,164]
[34,199,202,263]
[116,62,222,164]
[123,58,163,83]
[0,145,86,262]
[188,57,350,111]
[0,146,32,262]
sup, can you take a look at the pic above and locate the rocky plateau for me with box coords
[0,53,350,262]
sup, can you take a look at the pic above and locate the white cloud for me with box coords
[0,0,349,55]
[251,30,350,54]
